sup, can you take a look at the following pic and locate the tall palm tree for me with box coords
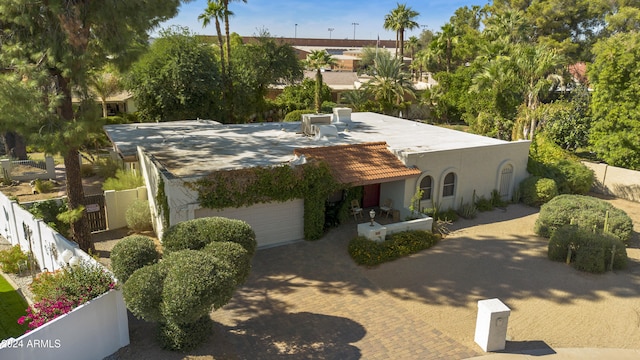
[363,55,415,115]
[433,23,459,72]
[222,0,246,68]
[405,35,420,80]
[304,50,336,113]
[383,3,420,58]
[198,0,230,76]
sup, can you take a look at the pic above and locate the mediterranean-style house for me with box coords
[103,109,531,248]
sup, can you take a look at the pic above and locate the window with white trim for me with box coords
[442,172,456,197]
[420,176,433,200]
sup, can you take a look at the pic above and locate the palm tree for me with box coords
[471,44,565,139]
[88,69,121,118]
[383,3,420,58]
[512,44,565,139]
[198,0,230,76]
[363,55,415,115]
[433,23,459,72]
[304,50,336,113]
[341,89,370,112]
[222,0,246,68]
[404,35,420,79]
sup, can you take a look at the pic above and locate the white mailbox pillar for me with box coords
[474,298,511,352]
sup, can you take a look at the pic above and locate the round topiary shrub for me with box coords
[520,176,558,206]
[157,315,212,351]
[574,242,606,273]
[125,199,152,232]
[162,217,256,256]
[203,241,251,285]
[160,250,235,324]
[123,262,168,323]
[535,194,633,243]
[111,235,159,283]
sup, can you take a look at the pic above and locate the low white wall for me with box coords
[0,289,129,360]
[0,191,130,358]
[385,216,433,235]
[583,161,640,202]
[0,157,56,181]
[104,186,148,230]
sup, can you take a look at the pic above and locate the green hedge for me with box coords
[125,199,153,232]
[548,224,627,273]
[203,241,251,285]
[348,230,439,266]
[520,176,558,206]
[283,109,315,122]
[535,195,633,243]
[111,235,159,283]
[162,217,257,256]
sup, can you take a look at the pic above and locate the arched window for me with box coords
[420,176,432,200]
[442,172,456,197]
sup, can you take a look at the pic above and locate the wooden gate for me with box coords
[82,194,106,232]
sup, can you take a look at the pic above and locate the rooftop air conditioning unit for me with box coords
[333,107,352,123]
[313,124,339,140]
[302,114,332,136]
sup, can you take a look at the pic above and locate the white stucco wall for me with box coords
[402,141,531,212]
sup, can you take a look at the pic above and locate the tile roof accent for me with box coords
[294,141,421,186]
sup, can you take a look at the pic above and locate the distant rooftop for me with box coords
[104,112,508,179]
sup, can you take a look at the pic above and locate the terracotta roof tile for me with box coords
[295,142,421,186]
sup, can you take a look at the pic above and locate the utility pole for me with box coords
[352,22,359,40]
[328,27,334,39]
[295,23,298,39]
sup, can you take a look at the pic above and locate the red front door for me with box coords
[362,183,380,208]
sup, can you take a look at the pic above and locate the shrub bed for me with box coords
[0,245,30,274]
[520,176,558,206]
[535,195,633,243]
[125,199,152,232]
[21,262,117,332]
[548,224,627,273]
[348,230,439,266]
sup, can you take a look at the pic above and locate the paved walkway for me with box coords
[208,224,480,359]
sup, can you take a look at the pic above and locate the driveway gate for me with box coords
[82,194,106,232]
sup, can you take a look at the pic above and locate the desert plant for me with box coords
[162,217,256,256]
[80,164,96,178]
[34,179,55,193]
[95,157,121,178]
[520,176,558,206]
[110,235,159,283]
[0,245,29,274]
[535,195,633,243]
[458,201,477,219]
[102,169,144,191]
[125,200,152,232]
[490,189,507,207]
[474,195,493,212]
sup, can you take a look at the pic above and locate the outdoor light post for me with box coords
[295,23,298,39]
[369,209,375,226]
[328,27,334,39]
[352,22,359,40]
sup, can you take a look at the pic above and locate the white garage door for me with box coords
[193,199,305,248]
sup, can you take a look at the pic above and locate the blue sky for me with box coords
[158,0,488,40]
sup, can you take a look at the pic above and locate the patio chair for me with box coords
[380,198,393,218]
[350,199,363,221]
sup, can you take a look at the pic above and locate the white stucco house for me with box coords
[104,109,531,248]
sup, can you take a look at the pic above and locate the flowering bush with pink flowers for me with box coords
[18,261,117,332]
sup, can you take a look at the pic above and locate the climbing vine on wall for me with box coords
[156,175,170,229]
[187,160,339,240]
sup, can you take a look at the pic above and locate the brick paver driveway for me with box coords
[208,223,481,360]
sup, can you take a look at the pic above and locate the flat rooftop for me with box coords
[104,112,508,179]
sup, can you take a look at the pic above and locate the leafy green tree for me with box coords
[540,85,591,151]
[383,3,420,58]
[340,89,372,112]
[232,32,303,121]
[589,31,640,169]
[125,27,222,122]
[276,78,331,113]
[0,0,186,252]
[304,50,336,113]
